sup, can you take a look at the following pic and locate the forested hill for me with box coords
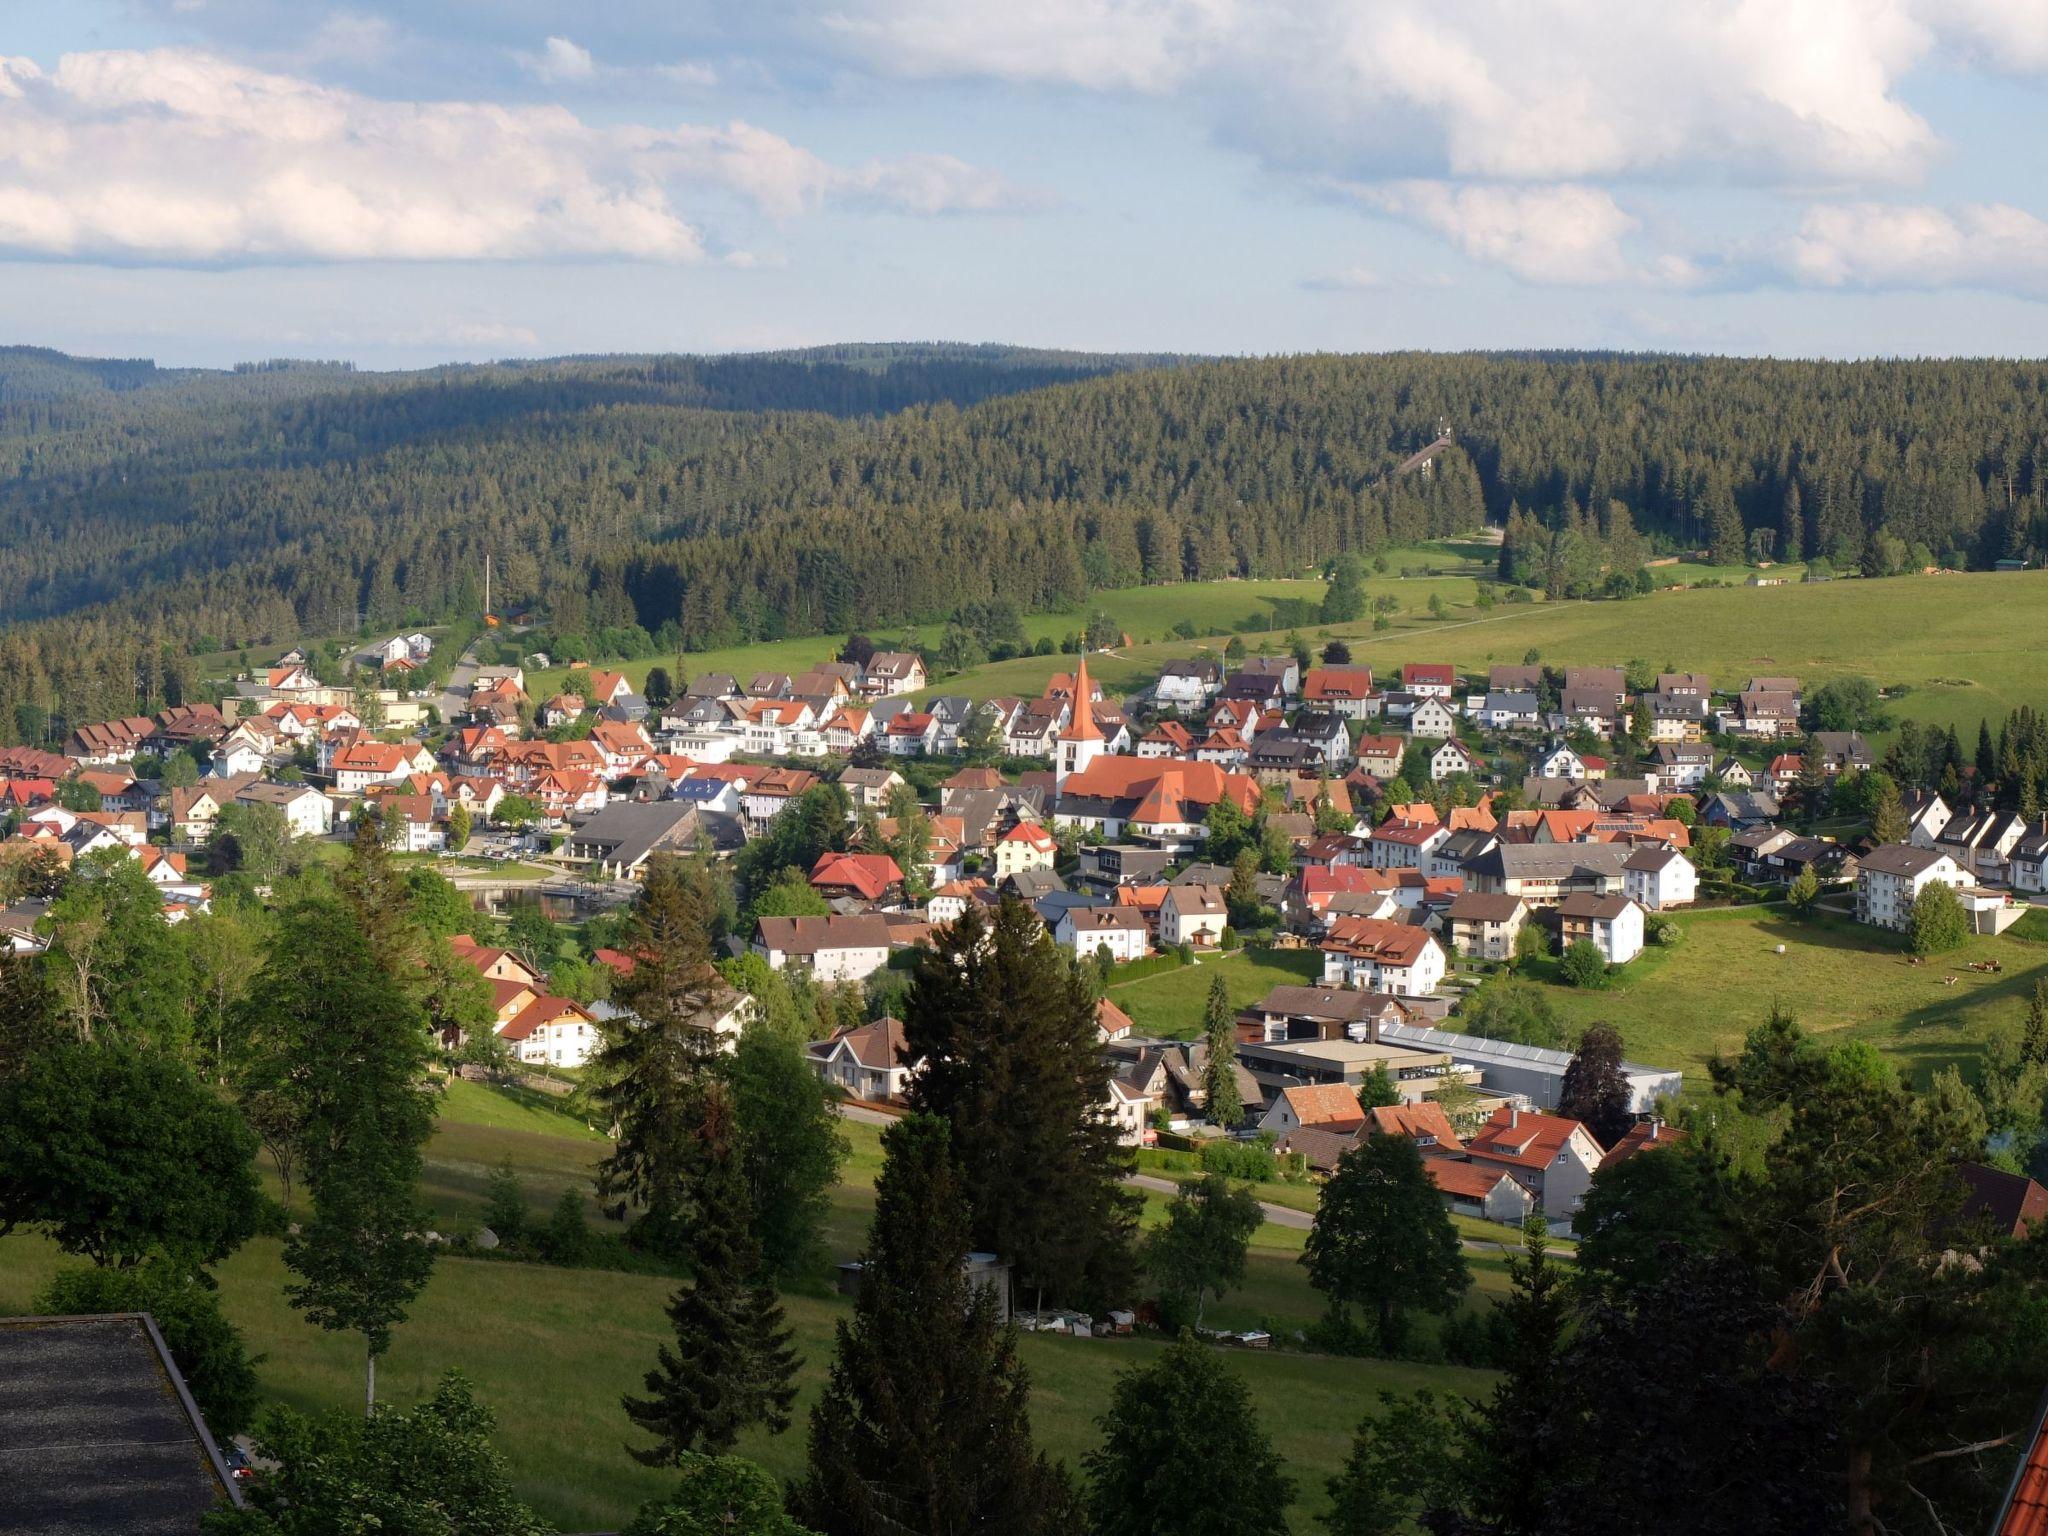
[2,347,2046,741]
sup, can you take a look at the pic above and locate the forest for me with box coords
[1,345,2046,745]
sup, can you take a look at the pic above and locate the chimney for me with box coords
[1648,1118,1661,1142]
[1508,1106,1519,1129]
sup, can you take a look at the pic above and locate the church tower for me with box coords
[1055,654,1105,785]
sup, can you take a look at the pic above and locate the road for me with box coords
[838,1112,1556,1254]
[435,638,485,722]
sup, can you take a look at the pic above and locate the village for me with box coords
[6,619,2045,1241]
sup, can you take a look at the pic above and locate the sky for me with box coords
[4,0,2048,367]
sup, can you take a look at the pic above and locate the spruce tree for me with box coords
[595,856,725,1255]
[1201,973,1243,1129]
[904,899,1139,1309]
[1467,1218,1570,1534]
[791,1115,1076,1536]
[1084,1334,1291,1536]
[1870,775,1909,843]
[624,1083,798,1463]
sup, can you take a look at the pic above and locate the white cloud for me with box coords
[1355,181,1699,288]
[816,0,1944,188]
[0,49,1029,264]
[656,60,719,88]
[517,36,596,83]
[1784,202,2048,297]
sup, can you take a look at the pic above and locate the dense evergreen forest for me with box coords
[2,345,2046,745]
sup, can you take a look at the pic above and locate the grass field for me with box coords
[1507,904,2048,1086]
[0,1074,1498,1534]
[1105,946,1325,1038]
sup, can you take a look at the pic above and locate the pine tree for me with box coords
[791,1115,1076,1536]
[1870,775,1909,843]
[624,1084,799,1463]
[904,899,1139,1309]
[1201,973,1243,1129]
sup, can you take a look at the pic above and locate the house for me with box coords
[1075,844,1176,891]
[1649,742,1715,792]
[1535,742,1586,780]
[1401,663,1455,699]
[499,995,601,1068]
[1424,1159,1538,1224]
[1054,757,1259,849]
[560,801,702,879]
[1477,692,1539,731]
[1936,808,2032,884]
[1956,1162,2048,1241]
[862,652,926,697]
[1564,666,1627,707]
[2011,821,2048,895]
[839,765,905,810]
[1354,735,1406,780]
[1622,844,1696,910]
[1259,1082,1367,1137]
[1755,835,1855,887]
[1856,843,1966,932]
[1488,663,1545,693]
[1812,732,1874,774]
[1320,917,1446,996]
[1464,841,1632,907]
[1443,892,1529,961]
[1556,893,1645,965]
[1238,655,1301,696]
[1702,790,1782,830]
[1367,814,1449,870]
[882,711,938,757]
[332,742,420,795]
[1159,883,1228,949]
[1242,984,1412,1043]
[1598,1117,1688,1171]
[1156,659,1223,708]
[1055,906,1150,964]
[235,780,334,838]
[1429,738,1485,783]
[1464,1105,1606,1214]
[993,819,1059,880]
[1556,687,1621,736]
[753,913,902,983]
[810,851,907,907]
[1906,791,1953,850]
[1301,668,1378,719]
[809,1016,918,1104]
[1407,697,1458,739]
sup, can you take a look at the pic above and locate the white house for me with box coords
[1369,818,1449,870]
[1855,844,1966,932]
[1535,743,1586,780]
[1156,660,1222,709]
[1319,917,1446,996]
[809,1016,918,1104]
[210,740,267,779]
[1429,738,1485,782]
[1622,844,1697,911]
[235,781,334,839]
[1055,907,1149,965]
[1465,1106,1607,1215]
[1906,794,1953,850]
[499,996,600,1069]
[752,914,897,983]
[1477,692,1540,731]
[992,821,1059,880]
[1159,884,1229,949]
[1407,697,1458,739]
[1557,892,1645,964]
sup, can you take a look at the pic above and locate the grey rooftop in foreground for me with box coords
[0,1312,240,1534]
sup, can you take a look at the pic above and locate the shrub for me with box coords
[538,1188,594,1265]
[1200,1139,1279,1182]
[1910,881,1970,956]
[1560,940,1611,989]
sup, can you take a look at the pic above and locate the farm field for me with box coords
[1511,905,2048,1086]
[0,1074,1495,1535]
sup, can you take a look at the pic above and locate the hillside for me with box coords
[3,346,2047,743]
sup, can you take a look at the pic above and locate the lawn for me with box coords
[1106,946,1325,1039]
[0,1077,1495,1535]
[1503,904,2048,1087]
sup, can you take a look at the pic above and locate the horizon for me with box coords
[6,2,2048,367]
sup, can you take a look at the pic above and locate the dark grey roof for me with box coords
[564,800,700,868]
[0,1313,239,1534]
[1465,843,1632,881]
[1859,842,1951,877]
[1481,691,1538,713]
[1251,984,1403,1022]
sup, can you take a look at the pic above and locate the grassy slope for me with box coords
[0,1077,1493,1535]
[1512,906,2048,1086]
[1105,947,1324,1039]
[519,547,2048,742]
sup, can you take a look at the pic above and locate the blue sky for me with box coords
[4,0,2047,367]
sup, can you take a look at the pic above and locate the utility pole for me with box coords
[484,552,492,620]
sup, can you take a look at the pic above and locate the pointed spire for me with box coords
[1060,654,1102,743]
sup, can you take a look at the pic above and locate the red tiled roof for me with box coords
[1367,1101,1464,1151]
[1280,1083,1366,1130]
[1467,1106,1590,1169]
[1321,917,1435,967]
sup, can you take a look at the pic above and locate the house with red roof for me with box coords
[1401,662,1456,698]
[992,819,1058,880]
[1053,756,1259,851]
[1465,1104,1606,1214]
[807,1016,918,1104]
[1259,1082,1367,1137]
[810,851,907,907]
[1319,916,1447,996]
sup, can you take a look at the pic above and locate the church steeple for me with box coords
[1055,654,1104,784]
